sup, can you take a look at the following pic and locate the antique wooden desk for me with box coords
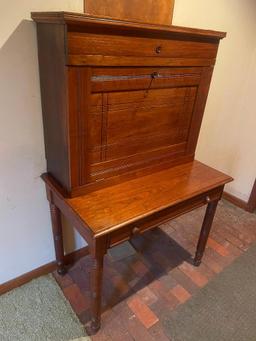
[32,12,232,333]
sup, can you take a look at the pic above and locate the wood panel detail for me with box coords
[84,0,175,25]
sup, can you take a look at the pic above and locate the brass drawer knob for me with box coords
[132,227,140,235]
[155,46,162,54]
[206,196,211,203]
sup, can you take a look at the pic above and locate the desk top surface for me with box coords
[55,160,232,236]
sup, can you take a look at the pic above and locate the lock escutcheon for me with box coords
[155,46,162,54]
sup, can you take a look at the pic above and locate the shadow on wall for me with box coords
[0,20,84,283]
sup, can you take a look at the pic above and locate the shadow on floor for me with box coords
[66,227,193,324]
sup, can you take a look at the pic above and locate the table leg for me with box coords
[49,202,66,275]
[194,199,219,266]
[87,254,104,334]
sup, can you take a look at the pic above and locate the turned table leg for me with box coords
[194,199,219,266]
[49,202,66,275]
[87,254,104,335]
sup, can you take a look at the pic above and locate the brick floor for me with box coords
[53,200,256,340]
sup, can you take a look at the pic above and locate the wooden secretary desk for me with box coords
[32,11,232,334]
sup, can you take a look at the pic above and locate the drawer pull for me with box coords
[132,227,140,235]
[206,196,211,203]
[155,46,162,54]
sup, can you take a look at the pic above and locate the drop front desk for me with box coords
[32,12,232,334]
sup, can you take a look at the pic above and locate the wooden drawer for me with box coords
[68,32,219,60]
[108,187,223,247]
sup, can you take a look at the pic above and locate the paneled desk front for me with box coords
[32,12,232,333]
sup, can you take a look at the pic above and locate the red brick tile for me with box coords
[137,286,158,306]
[97,308,116,327]
[205,247,232,268]
[170,228,195,250]
[149,279,179,310]
[149,279,167,298]
[153,251,173,269]
[111,275,130,297]
[213,227,249,251]
[223,220,254,244]
[149,322,170,341]
[114,301,155,341]
[225,242,243,257]
[53,271,74,289]
[202,253,223,274]
[170,284,191,304]
[130,259,149,276]
[197,262,216,280]
[63,283,89,314]
[207,237,230,257]
[169,268,199,295]
[210,232,243,259]
[179,262,208,288]
[68,266,90,292]
[127,295,159,329]
[159,274,178,290]
[150,296,170,318]
[91,330,112,341]
[100,309,133,341]
[165,291,180,310]
[159,221,176,234]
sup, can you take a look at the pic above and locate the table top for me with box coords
[54,160,232,236]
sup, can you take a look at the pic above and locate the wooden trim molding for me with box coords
[223,191,248,210]
[64,245,89,264]
[223,181,256,213]
[247,179,256,213]
[0,246,89,296]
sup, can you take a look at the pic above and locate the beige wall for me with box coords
[0,1,84,285]
[0,1,255,284]
[173,0,256,201]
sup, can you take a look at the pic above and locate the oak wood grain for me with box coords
[44,160,232,236]
[84,0,175,25]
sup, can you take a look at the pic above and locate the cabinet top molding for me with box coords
[31,12,226,41]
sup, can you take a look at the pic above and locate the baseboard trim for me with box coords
[0,246,89,296]
[223,191,248,210]
[247,179,256,213]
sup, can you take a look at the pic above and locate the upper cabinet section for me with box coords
[32,12,226,196]
[31,12,226,68]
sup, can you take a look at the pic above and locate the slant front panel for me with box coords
[69,67,202,184]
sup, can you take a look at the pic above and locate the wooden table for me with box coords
[43,160,232,334]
